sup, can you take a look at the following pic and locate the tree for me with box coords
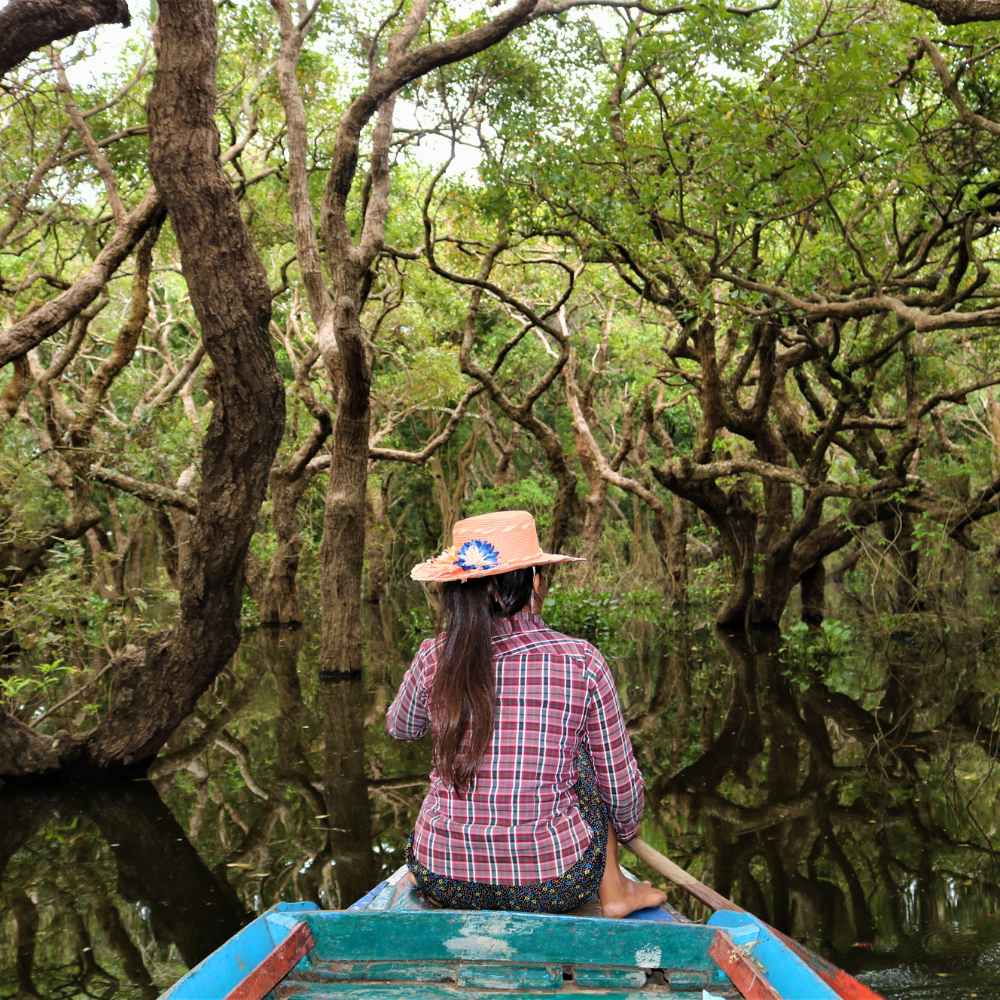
[1,0,285,778]
[271,0,700,669]
[483,1,1000,625]
[9,0,1000,783]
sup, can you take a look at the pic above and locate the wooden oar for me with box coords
[626,837,882,1000]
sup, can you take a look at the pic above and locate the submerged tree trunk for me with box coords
[84,784,249,964]
[0,0,284,781]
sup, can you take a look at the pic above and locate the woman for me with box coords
[387,509,665,917]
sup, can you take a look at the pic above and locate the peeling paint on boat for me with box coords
[635,944,662,967]
[443,915,517,959]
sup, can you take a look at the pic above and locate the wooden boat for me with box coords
[163,863,884,999]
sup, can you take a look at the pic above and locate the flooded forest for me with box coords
[2,0,1000,996]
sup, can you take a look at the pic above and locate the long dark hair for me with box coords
[431,567,535,792]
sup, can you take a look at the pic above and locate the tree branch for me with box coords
[915,35,1000,135]
[51,48,127,225]
[369,385,484,464]
[0,0,130,78]
[271,0,331,330]
[72,225,159,441]
[90,465,198,514]
[898,0,1000,23]
[0,189,164,367]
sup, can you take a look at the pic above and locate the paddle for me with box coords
[625,837,882,1000]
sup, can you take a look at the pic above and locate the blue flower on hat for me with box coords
[456,539,500,571]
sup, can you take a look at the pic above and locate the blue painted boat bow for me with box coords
[164,902,317,1000]
[160,868,867,999]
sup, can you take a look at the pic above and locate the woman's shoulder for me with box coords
[534,623,605,664]
[416,633,447,659]
[546,627,596,652]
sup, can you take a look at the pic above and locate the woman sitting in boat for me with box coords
[387,510,666,917]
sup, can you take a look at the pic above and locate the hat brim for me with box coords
[411,551,584,583]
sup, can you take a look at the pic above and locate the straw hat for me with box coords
[411,510,583,583]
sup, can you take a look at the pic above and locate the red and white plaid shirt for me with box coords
[386,611,645,884]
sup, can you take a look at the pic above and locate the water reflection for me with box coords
[634,626,1000,991]
[0,785,246,998]
[319,668,377,907]
[1,612,998,997]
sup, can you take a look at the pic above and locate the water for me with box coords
[2,610,999,998]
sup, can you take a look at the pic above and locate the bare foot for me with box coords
[600,876,667,919]
[599,826,667,918]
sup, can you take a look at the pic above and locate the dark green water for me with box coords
[2,608,999,998]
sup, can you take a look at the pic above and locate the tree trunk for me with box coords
[260,413,330,626]
[260,472,311,626]
[647,497,690,607]
[710,500,765,628]
[546,446,578,555]
[152,507,181,589]
[311,0,552,690]
[365,477,393,605]
[575,419,608,561]
[75,0,284,770]
[429,452,462,538]
[663,497,689,604]
[799,561,826,626]
[318,289,370,674]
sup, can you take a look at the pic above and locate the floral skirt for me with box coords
[407,750,608,914]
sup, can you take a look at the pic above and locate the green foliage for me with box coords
[7,8,1000,989]
[402,604,436,659]
[544,584,662,662]
[374,345,467,412]
[399,583,665,668]
[779,619,855,689]
[911,515,949,555]
[0,658,75,716]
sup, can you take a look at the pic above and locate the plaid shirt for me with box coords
[386,611,645,884]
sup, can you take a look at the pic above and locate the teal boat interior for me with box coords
[163,865,850,999]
